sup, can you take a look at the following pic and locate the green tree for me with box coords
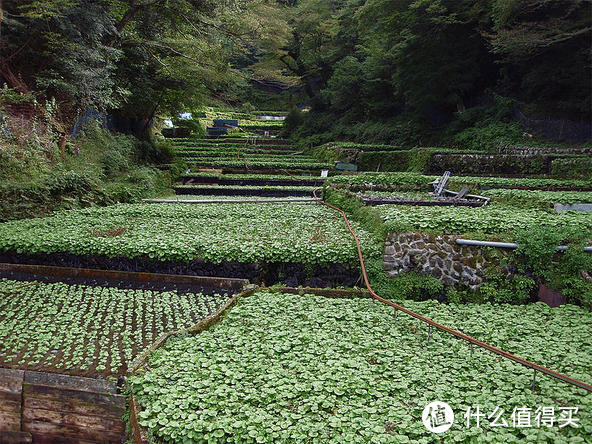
[358,0,494,113]
[1,0,279,118]
[487,0,591,118]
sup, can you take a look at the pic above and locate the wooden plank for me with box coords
[0,369,22,433]
[0,369,24,383]
[22,408,124,435]
[364,198,484,207]
[24,372,116,394]
[22,421,123,443]
[23,398,122,419]
[128,395,150,444]
[28,435,100,444]
[0,412,21,432]
[270,286,369,299]
[22,384,125,412]
[0,369,24,399]
[0,431,32,444]
[0,399,21,414]
[0,390,21,404]
[0,263,248,291]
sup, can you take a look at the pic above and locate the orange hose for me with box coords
[313,189,592,392]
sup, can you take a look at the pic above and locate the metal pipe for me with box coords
[456,239,519,249]
[441,189,490,205]
[456,239,592,252]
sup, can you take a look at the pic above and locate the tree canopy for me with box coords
[1,0,589,134]
[274,0,590,130]
[1,0,289,118]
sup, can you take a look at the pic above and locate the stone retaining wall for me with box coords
[383,232,487,289]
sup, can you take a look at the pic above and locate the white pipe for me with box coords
[456,239,592,252]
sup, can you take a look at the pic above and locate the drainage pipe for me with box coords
[456,239,592,252]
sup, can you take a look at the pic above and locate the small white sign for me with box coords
[321,170,329,178]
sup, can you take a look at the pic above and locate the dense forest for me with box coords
[1,3,592,442]
[0,0,286,121]
[2,1,590,143]
[0,0,289,218]
[277,0,591,146]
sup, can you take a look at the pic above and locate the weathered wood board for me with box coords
[0,369,125,444]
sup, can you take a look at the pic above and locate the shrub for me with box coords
[478,274,537,304]
[387,272,444,301]
[45,171,97,194]
[551,157,592,179]
[513,227,592,305]
[135,139,174,164]
[173,118,204,136]
[101,143,132,178]
[453,121,524,151]
[281,107,304,138]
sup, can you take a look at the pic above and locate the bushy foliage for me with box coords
[2,0,279,119]
[453,121,524,151]
[513,227,592,307]
[280,107,304,137]
[0,121,169,221]
[384,272,444,302]
[478,274,537,305]
[129,291,592,442]
[279,0,590,146]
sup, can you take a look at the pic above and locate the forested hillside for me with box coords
[1,0,287,117]
[0,0,289,219]
[277,0,591,147]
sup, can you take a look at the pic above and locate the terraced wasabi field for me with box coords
[327,171,592,241]
[129,291,592,443]
[0,278,229,376]
[171,137,332,172]
[379,204,592,238]
[0,202,380,265]
[1,134,591,443]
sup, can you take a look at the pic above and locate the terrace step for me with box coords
[362,197,486,207]
[0,431,32,444]
[181,176,324,187]
[198,167,331,175]
[173,186,314,198]
[175,147,297,153]
[197,137,290,145]
[144,198,318,204]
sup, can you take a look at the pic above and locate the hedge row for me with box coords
[356,149,592,178]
